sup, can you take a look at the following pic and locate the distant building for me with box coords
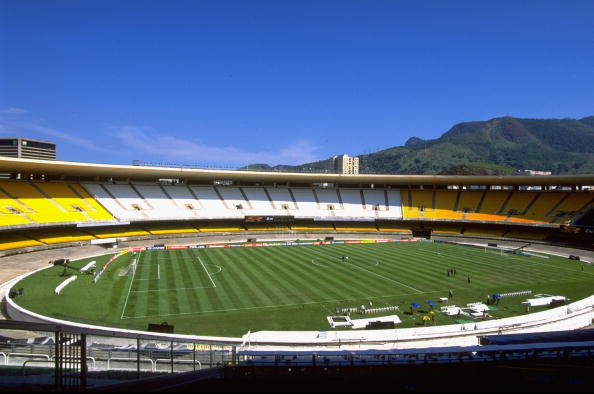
[0,138,56,160]
[522,169,552,176]
[330,154,359,174]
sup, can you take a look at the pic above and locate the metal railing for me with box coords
[0,320,237,390]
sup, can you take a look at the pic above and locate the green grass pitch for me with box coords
[12,241,594,336]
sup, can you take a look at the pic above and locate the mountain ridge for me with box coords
[241,116,594,175]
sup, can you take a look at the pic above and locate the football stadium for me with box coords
[1,156,594,389]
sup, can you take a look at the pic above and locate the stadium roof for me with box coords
[1,157,594,187]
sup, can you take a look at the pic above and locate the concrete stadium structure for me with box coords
[1,156,594,352]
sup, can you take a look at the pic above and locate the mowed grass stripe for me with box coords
[301,246,414,298]
[167,250,190,315]
[120,252,141,319]
[202,249,260,311]
[310,245,433,294]
[195,249,253,311]
[324,245,434,290]
[124,243,592,321]
[337,244,451,289]
[188,249,247,313]
[226,248,298,307]
[276,246,376,301]
[272,246,368,301]
[284,245,438,299]
[388,243,531,285]
[359,243,488,291]
[148,252,168,317]
[426,243,581,282]
[158,252,177,316]
[368,242,554,293]
[200,249,278,311]
[175,250,203,314]
[190,250,229,312]
[259,246,361,303]
[406,243,547,288]
[326,243,518,294]
[480,248,590,279]
[245,247,328,303]
[149,252,167,317]
[342,244,447,291]
[420,243,581,287]
[236,248,313,305]
[282,246,390,300]
[127,251,154,317]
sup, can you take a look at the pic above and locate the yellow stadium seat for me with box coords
[36,182,114,221]
[0,234,42,250]
[246,226,290,231]
[501,192,537,215]
[457,191,483,213]
[0,181,88,224]
[549,193,594,223]
[87,227,150,238]
[70,183,115,221]
[378,228,412,233]
[198,227,245,232]
[428,191,462,220]
[145,226,200,235]
[291,226,334,231]
[334,226,378,231]
[402,190,433,219]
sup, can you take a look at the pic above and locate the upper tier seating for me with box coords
[133,184,196,220]
[265,187,297,212]
[290,188,323,217]
[241,187,276,215]
[1,180,591,234]
[0,181,114,226]
[190,185,242,219]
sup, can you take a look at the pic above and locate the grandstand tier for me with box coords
[0,155,593,252]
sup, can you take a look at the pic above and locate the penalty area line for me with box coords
[198,255,217,288]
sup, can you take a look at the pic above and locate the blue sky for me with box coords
[1,1,593,167]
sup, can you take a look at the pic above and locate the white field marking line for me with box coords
[129,264,223,293]
[121,288,448,319]
[135,263,161,281]
[499,253,594,277]
[427,248,590,286]
[120,250,141,319]
[440,247,594,277]
[310,259,330,268]
[319,303,334,314]
[207,264,223,275]
[310,258,380,268]
[197,255,217,288]
[154,258,196,262]
[130,285,215,294]
[341,259,424,293]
